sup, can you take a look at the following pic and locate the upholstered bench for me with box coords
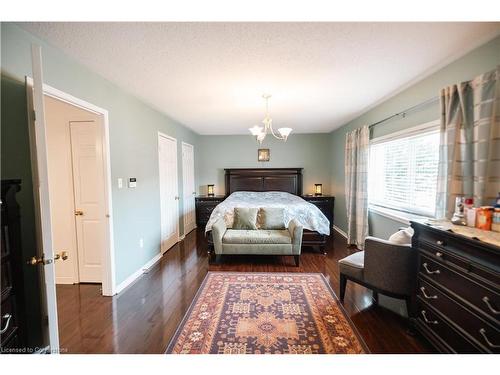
[211,217,304,266]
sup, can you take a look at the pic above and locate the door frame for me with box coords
[181,141,196,236]
[26,77,116,296]
[158,131,179,253]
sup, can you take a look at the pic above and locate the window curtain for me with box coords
[436,66,500,219]
[345,125,369,249]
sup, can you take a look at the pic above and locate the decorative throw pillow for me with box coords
[388,227,414,245]
[260,207,286,230]
[233,207,258,230]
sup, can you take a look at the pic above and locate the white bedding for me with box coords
[205,191,330,235]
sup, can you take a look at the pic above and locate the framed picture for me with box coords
[258,148,270,162]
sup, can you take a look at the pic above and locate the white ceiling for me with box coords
[20,22,500,134]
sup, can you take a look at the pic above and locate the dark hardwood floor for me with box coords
[56,228,433,354]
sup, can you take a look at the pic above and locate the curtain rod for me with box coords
[368,96,439,129]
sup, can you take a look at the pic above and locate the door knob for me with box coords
[54,251,69,261]
[75,210,84,216]
[174,196,179,200]
[27,255,52,265]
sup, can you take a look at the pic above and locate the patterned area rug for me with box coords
[166,272,366,354]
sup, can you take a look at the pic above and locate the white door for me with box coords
[182,142,196,235]
[158,133,179,253]
[26,44,60,352]
[69,121,106,282]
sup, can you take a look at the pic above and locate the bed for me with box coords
[205,168,331,252]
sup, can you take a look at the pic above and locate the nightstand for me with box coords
[195,195,226,227]
[302,195,335,227]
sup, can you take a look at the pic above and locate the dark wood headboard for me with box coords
[224,168,303,196]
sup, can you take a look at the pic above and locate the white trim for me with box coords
[26,76,116,297]
[370,119,439,145]
[115,251,163,294]
[55,276,75,285]
[332,225,347,239]
[369,205,430,225]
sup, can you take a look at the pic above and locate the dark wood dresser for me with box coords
[1,180,27,351]
[302,195,334,228]
[411,221,500,353]
[195,195,226,227]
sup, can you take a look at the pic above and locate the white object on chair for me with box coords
[388,227,414,245]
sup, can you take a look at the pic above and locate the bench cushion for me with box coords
[223,229,292,244]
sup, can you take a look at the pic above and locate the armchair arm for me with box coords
[363,236,417,296]
[212,218,227,254]
[288,219,303,254]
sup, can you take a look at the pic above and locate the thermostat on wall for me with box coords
[128,178,137,188]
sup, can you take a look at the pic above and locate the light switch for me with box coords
[117,178,123,189]
[128,178,137,188]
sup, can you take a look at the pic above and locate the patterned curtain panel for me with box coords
[345,126,369,249]
[436,67,500,219]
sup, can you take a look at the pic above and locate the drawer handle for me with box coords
[423,263,441,275]
[421,310,438,325]
[436,240,445,246]
[482,297,500,315]
[479,328,500,348]
[435,252,443,258]
[0,313,12,334]
[420,287,438,300]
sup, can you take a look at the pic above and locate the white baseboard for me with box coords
[115,251,163,294]
[333,225,347,239]
[56,276,76,285]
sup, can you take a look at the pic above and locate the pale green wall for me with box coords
[1,23,200,286]
[196,134,332,196]
[330,36,500,239]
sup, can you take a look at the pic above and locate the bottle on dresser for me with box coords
[464,198,476,228]
[492,192,500,232]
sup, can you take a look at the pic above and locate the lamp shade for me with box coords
[207,184,215,196]
[249,125,263,136]
[278,127,292,140]
[314,184,322,196]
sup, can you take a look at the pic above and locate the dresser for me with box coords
[195,195,226,227]
[411,221,500,353]
[302,195,334,227]
[1,180,27,351]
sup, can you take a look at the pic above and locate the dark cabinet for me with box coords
[302,195,334,228]
[195,196,226,228]
[1,180,27,352]
[411,221,500,353]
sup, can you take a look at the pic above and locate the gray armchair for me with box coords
[338,236,417,317]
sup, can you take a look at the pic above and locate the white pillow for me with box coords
[388,227,414,245]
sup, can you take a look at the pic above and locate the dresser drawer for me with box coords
[419,253,500,325]
[198,204,217,215]
[418,229,499,285]
[416,300,480,353]
[1,297,17,346]
[418,279,500,353]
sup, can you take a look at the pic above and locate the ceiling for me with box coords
[20,22,500,135]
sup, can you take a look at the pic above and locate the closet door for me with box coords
[182,142,196,235]
[69,120,106,283]
[158,133,179,253]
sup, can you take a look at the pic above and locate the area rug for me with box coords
[166,272,366,354]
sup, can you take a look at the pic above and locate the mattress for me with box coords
[205,191,330,235]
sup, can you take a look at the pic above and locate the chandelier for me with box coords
[249,94,292,144]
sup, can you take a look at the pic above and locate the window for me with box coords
[368,123,440,217]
